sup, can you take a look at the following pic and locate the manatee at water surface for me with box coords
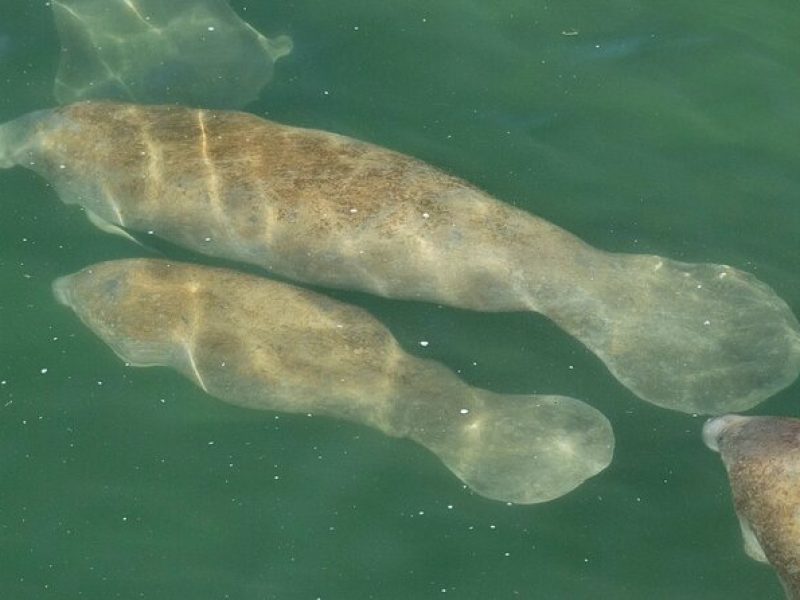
[51,0,291,108]
[52,259,614,504]
[3,101,800,414]
[703,415,800,599]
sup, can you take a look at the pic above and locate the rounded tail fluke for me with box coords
[415,392,615,504]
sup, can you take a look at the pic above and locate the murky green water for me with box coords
[1,1,798,598]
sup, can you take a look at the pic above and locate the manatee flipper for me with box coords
[738,515,768,564]
[703,415,800,598]
[85,209,148,248]
[53,259,614,504]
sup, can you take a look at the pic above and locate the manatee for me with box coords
[51,0,291,108]
[703,415,800,599]
[52,258,614,504]
[3,101,799,414]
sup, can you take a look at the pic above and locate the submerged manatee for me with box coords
[3,101,800,414]
[53,258,614,504]
[51,0,291,108]
[703,415,800,599]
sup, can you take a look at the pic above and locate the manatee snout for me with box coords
[702,414,749,452]
[52,264,128,317]
[52,273,75,308]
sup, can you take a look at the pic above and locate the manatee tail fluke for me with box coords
[417,393,614,504]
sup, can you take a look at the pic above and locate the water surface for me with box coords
[0,0,798,598]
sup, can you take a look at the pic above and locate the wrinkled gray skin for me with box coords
[53,259,614,504]
[3,101,800,414]
[704,415,800,599]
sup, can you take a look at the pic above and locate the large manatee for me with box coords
[52,258,614,504]
[704,415,800,599]
[2,101,799,414]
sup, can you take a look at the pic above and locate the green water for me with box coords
[1,0,799,598]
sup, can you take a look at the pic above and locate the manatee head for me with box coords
[53,259,196,366]
[702,414,750,452]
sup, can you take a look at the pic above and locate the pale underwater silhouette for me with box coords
[51,0,292,108]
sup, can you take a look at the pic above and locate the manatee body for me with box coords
[3,101,800,414]
[704,415,800,599]
[53,258,614,504]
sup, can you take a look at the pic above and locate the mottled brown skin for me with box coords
[705,415,800,599]
[20,101,590,311]
[53,259,614,504]
[3,101,800,414]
